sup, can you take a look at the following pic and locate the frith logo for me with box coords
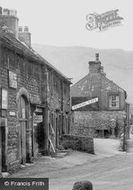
[86,9,124,31]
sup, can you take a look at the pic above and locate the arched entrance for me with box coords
[17,88,32,164]
[18,95,29,164]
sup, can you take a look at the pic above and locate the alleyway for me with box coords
[9,137,133,190]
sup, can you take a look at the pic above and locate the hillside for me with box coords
[32,44,133,104]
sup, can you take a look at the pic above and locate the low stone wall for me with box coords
[60,134,94,154]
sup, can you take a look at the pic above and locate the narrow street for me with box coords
[10,137,133,190]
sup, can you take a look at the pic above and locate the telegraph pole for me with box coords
[123,102,129,151]
[123,117,126,151]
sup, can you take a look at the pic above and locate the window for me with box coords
[109,95,119,109]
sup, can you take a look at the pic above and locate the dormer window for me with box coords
[109,95,120,109]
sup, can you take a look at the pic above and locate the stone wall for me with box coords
[60,134,94,154]
[0,46,43,171]
[71,111,127,138]
[71,73,126,111]
[100,75,126,110]
[0,43,71,172]
[70,54,128,140]
[70,111,94,137]
[45,69,71,150]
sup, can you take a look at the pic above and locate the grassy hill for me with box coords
[32,44,133,104]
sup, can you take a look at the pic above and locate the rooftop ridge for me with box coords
[0,29,72,83]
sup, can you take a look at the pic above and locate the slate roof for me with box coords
[71,72,127,98]
[0,29,71,84]
[71,73,100,97]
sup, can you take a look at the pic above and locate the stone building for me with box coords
[0,7,71,174]
[71,53,130,138]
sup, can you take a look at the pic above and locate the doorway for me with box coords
[18,95,28,164]
[0,126,6,172]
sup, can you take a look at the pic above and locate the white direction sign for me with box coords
[72,97,98,110]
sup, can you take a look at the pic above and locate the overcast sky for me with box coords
[0,0,133,50]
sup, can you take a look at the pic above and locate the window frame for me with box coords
[108,93,120,110]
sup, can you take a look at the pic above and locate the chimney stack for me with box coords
[0,7,19,38]
[88,53,106,76]
[0,6,31,47]
[88,53,101,74]
[18,26,31,47]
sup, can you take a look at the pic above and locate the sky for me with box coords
[0,0,133,50]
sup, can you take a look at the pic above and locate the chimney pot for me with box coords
[96,53,99,62]
[24,26,29,32]
[18,26,23,32]
[10,9,17,17]
[88,53,102,74]
[18,26,31,47]
[3,8,10,15]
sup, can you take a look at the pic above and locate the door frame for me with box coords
[16,88,31,164]
[0,118,7,172]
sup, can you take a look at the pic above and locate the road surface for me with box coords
[10,138,133,190]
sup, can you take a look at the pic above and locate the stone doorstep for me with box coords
[20,163,34,168]
[56,149,72,153]
[52,149,72,158]
[2,172,9,178]
[20,164,26,168]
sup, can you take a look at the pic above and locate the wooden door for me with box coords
[18,96,28,164]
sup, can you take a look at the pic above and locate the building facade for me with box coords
[71,53,130,139]
[0,7,71,174]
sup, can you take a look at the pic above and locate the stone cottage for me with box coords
[71,53,130,138]
[0,7,71,175]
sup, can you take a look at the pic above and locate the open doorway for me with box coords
[0,126,6,172]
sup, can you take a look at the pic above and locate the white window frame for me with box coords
[109,95,120,109]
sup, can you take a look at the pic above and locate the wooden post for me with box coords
[42,106,49,155]
[72,181,93,190]
[123,118,126,151]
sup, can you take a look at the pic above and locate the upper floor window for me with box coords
[109,95,120,109]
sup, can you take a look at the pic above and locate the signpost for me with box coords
[72,97,98,110]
